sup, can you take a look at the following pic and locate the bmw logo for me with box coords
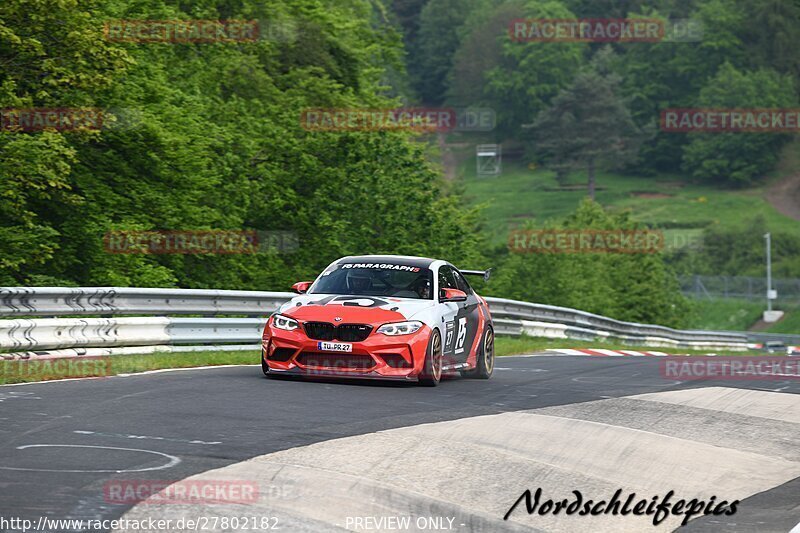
[334,317,342,322]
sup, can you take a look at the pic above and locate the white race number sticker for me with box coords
[454,317,467,354]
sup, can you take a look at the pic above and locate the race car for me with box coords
[260,255,494,386]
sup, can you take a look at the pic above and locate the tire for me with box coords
[461,326,494,379]
[418,329,443,387]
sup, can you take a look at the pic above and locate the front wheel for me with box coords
[461,326,494,379]
[418,329,443,387]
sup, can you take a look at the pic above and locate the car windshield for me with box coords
[309,264,434,300]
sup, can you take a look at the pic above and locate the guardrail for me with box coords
[0,287,290,317]
[0,316,266,355]
[0,286,778,359]
[487,298,751,349]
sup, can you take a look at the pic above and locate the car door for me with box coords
[452,268,481,363]
[438,265,460,365]
[439,265,480,365]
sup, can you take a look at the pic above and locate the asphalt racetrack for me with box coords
[1,354,798,532]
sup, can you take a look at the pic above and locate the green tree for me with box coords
[390,0,430,55]
[490,199,691,327]
[480,0,584,139]
[615,1,748,174]
[681,63,796,186]
[562,0,693,18]
[447,0,524,107]
[667,217,800,278]
[412,0,486,104]
[0,0,132,284]
[740,0,800,88]
[0,0,487,289]
[533,48,645,199]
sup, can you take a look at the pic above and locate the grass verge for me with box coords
[0,350,260,385]
[765,307,800,334]
[686,298,764,331]
[674,298,799,334]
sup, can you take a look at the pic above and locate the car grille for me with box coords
[303,322,372,342]
[303,322,335,340]
[295,352,376,370]
[335,324,373,342]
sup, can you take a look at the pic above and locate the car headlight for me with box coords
[272,314,299,331]
[377,321,423,336]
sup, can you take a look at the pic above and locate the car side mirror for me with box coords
[440,288,467,302]
[291,281,312,294]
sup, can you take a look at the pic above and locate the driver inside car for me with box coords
[345,270,373,294]
[410,276,431,299]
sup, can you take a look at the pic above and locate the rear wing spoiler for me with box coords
[460,268,492,282]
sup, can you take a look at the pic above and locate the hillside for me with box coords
[455,142,800,249]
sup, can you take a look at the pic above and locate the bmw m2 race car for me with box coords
[261,255,494,385]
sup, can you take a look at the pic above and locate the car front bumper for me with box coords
[262,323,432,380]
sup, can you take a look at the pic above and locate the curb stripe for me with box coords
[546,349,683,357]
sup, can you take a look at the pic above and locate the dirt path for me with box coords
[749,318,775,332]
[765,173,800,221]
[437,134,470,181]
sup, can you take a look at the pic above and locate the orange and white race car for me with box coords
[261,255,493,386]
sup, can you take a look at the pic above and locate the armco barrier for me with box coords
[486,297,750,348]
[0,287,769,358]
[0,317,170,352]
[0,287,291,317]
[0,317,266,353]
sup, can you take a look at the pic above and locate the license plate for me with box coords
[317,341,352,352]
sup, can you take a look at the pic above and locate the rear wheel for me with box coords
[419,329,443,387]
[461,326,494,379]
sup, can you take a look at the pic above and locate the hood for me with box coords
[278,294,436,325]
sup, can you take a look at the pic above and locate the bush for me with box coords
[487,199,691,328]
